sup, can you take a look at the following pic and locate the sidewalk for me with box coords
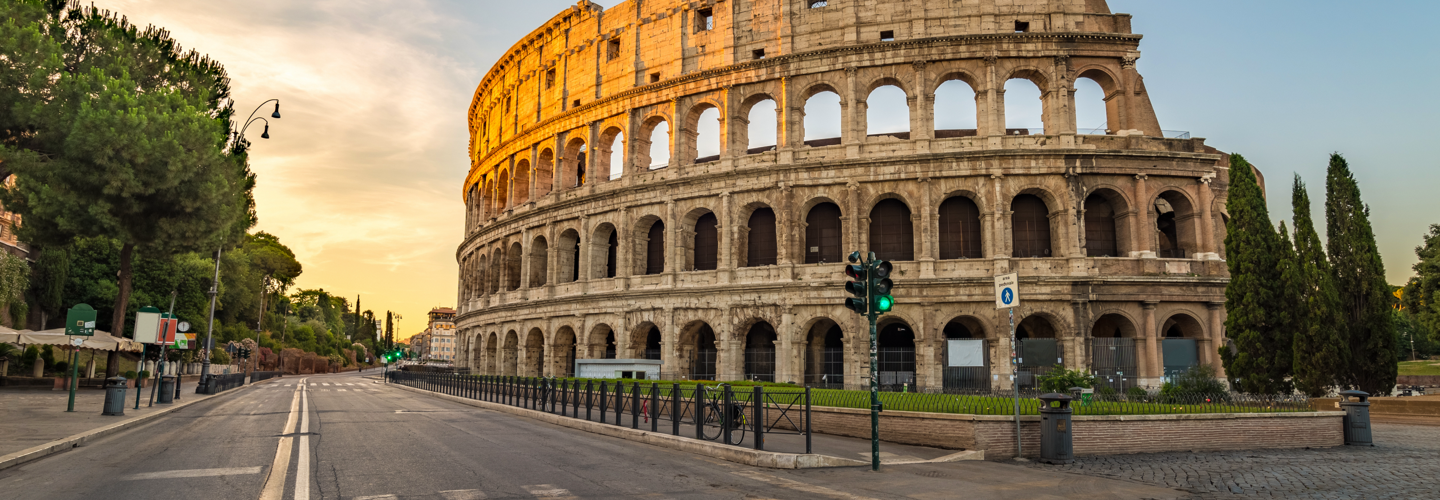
[0,377,254,464]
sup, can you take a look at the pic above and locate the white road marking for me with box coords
[321,383,331,386]
[124,466,262,480]
[730,470,880,500]
[354,495,398,500]
[297,384,311,500]
[258,381,302,500]
[337,389,348,392]
[522,484,575,499]
[439,490,487,500]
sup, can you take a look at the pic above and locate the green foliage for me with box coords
[1035,365,1096,393]
[1290,175,1349,396]
[1393,308,1437,361]
[210,348,230,365]
[1127,386,1149,398]
[29,246,69,323]
[1402,224,1440,348]
[1221,154,1292,393]
[1162,364,1229,395]
[1325,154,1397,395]
[123,370,136,380]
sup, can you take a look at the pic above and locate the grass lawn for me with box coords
[1398,360,1440,376]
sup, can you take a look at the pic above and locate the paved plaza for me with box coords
[1024,422,1438,499]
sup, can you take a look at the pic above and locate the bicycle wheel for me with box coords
[729,415,747,445]
[700,404,722,441]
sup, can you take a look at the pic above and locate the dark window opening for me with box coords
[1014,21,1030,33]
[1084,194,1119,257]
[1011,194,1052,258]
[880,30,895,41]
[604,331,617,359]
[696,8,713,32]
[744,322,777,382]
[877,323,916,390]
[645,220,665,275]
[808,0,828,8]
[569,237,580,283]
[645,327,662,360]
[938,196,982,259]
[572,99,581,108]
[649,72,660,83]
[692,324,717,380]
[869,199,914,261]
[607,39,621,61]
[746,208,778,267]
[545,69,556,89]
[752,48,765,60]
[805,203,842,264]
[693,213,719,271]
[605,230,618,278]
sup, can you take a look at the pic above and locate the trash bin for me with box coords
[1338,390,1372,446]
[103,377,127,416]
[156,375,176,404]
[1038,393,1074,464]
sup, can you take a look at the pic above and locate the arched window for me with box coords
[805,202,842,264]
[644,326,662,360]
[746,208,777,267]
[1084,194,1119,257]
[746,98,777,153]
[649,120,671,168]
[938,196,982,259]
[691,324,717,380]
[1011,195,1052,258]
[1074,76,1108,134]
[866,84,909,138]
[506,242,523,290]
[535,149,554,197]
[645,220,665,275]
[1004,78,1044,135]
[744,322,777,382]
[694,107,721,163]
[606,230,618,278]
[693,213,718,271]
[877,323,916,390]
[513,160,531,205]
[1155,191,1197,259]
[803,90,842,145]
[496,168,510,210]
[607,131,625,180]
[529,236,548,287]
[933,79,978,137]
[869,199,913,261]
[558,229,579,283]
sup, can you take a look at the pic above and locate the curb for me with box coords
[384,382,869,469]
[0,378,279,471]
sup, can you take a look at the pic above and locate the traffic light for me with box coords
[842,252,896,316]
[873,260,894,313]
[843,262,868,315]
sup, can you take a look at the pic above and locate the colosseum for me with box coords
[455,0,1232,392]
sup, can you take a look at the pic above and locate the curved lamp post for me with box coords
[235,99,282,145]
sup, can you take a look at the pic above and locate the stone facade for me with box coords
[456,0,1233,390]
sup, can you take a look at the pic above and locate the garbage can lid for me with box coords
[1338,389,1369,402]
[1038,393,1074,408]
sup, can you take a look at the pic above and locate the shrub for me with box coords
[1167,364,1228,394]
[1036,365,1096,393]
[1097,385,1117,396]
[1126,386,1149,398]
[123,370,137,380]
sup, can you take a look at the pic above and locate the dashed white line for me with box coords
[124,467,262,480]
[522,484,575,499]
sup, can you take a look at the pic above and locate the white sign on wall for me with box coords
[947,339,987,367]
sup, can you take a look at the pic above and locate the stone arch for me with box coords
[874,317,917,390]
[488,247,503,293]
[524,327,545,376]
[801,317,845,387]
[551,325,578,377]
[742,320,778,382]
[563,136,588,188]
[1161,310,1207,340]
[505,241,523,290]
[495,168,510,210]
[680,207,718,272]
[535,148,554,197]
[627,321,663,360]
[485,331,499,374]
[742,204,777,267]
[632,214,666,275]
[1003,67,1051,134]
[678,320,718,380]
[589,222,618,279]
[587,323,616,359]
[1089,311,1141,390]
[739,92,778,153]
[803,199,843,264]
[681,100,723,163]
[502,329,519,376]
[597,125,625,181]
[1073,66,1124,135]
[938,193,983,259]
[557,228,581,283]
[932,72,981,137]
[1159,310,1207,378]
[801,82,843,145]
[1010,186,1064,258]
[868,195,915,261]
[636,113,672,169]
[513,159,531,205]
[864,77,910,137]
[528,235,548,287]
[1083,187,1131,258]
[1153,188,1200,259]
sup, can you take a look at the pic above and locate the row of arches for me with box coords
[467,64,1155,226]
[464,307,1214,390]
[460,185,1205,299]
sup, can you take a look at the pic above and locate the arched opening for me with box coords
[590,223,618,279]
[1084,193,1120,257]
[803,90,842,146]
[505,242,522,290]
[687,323,717,380]
[488,249,501,293]
[502,330,519,376]
[557,229,580,283]
[746,98,778,153]
[553,326,577,377]
[877,321,916,391]
[648,119,671,168]
[535,149,554,197]
[485,332,498,374]
[745,207,777,267]
[942,317,989,390]
[866,84,909,138]
[524,328,544,376]
[1155,191,1198,259]
[1004,77,1044,135]
[933,78,979,138]
[604,330,617,359]
[1075,69,1120,135]
[1161,313,1205,380]
[804,320,845,388]
[1015,315,1059,389]
[644,326,662,360]
[743,321,777,382]
[1011,194,1052,258]
[644,219,665,275]
[938,196,982,259]
[564,138,587,188]
[528,236,548,287]
[693,212,718,271]
[495,168,510,210]
[1090,313,1139,392]
[604,129,625,180]
[693,107,721,163]
[869,198,914,261]
[804,202,843,264]
[513,159,531,205]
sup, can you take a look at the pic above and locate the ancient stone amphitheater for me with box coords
[456,0,1231,392]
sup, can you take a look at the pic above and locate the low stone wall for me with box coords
[1398,375,1440,387]
[1313,397,1440,417]
[784,405,1344,460]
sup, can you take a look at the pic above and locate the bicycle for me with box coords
[698,384,748,444]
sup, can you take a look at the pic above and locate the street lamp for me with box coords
[234,99,281,148]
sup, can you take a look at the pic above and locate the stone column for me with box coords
[1142,301,1160,387]
[1207,302,1226,379]
[842,67,859,153]
[1132,174,1153,257]
[718,192,733,277]
[778,308,797,383]
[1197,175,1218,258]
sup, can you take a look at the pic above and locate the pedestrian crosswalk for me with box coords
[262,382,384,392]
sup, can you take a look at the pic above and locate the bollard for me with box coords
[1339,390,1373,446]
[614,381,624,426]
[1038,393,1074,464]
[102,376,127,416]
[598,381,608,424]
[672,383,682,436]
[753,386,765,451]
[695,385,706,440]
[156,375,176,404]
[651,382,660,432]
[631,383,640,429]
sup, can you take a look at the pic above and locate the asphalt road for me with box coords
[0,370,1180,500]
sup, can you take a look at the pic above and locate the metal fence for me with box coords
[387,372,813,454]
[810,388,1312,416]
[251,371,283,383]
[198,373,246,394]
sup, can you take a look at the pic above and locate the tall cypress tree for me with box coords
[1325,154,1396,395]
[1271,222,1297,393]
[1221,154,1289,393]
[1290,175,1347,396]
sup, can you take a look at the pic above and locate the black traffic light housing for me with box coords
[841,253,896,316]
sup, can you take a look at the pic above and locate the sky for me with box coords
[97,0,1438,340]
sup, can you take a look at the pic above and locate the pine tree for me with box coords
[1290,175,1347,396]
[1401,225,1440,346]
[1270,222,1297,393]
[1325,153,1397,395]
[1221,154,1289,393]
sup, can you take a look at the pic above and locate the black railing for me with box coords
[387,372,813,454]
[251,371,282,383]
[198,373,246,394]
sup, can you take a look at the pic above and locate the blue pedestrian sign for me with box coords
[994,273,1020,309]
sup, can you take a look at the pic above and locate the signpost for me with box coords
[64,304,97,412]
[994,273,1022,459]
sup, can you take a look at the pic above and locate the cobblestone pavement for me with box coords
[1023,423,1439,499]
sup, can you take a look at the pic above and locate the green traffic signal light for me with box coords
[875,294,894,312]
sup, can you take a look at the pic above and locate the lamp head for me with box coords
[261,124,270,139]
[271,102,281,119]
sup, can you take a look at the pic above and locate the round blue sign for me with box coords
[1001,288,1014,305]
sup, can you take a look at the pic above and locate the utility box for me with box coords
[156,375,176,404]
[574,359,664,380]
[1038,393,1074,464]
[1338,390,1372,446]
[103,377,127,416]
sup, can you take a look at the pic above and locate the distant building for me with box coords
[0,175,29,259]
[421,307,457,362]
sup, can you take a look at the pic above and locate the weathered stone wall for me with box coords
[455,0,1233,391]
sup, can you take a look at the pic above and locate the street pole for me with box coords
[866,251,880,473]
[148,291,176,407]
[66,344,79,412]
[199,248,222,393]
[1009,307,1020,459]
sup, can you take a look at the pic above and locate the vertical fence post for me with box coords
[650,382,659,432]
[598,381,607,424]
[753,385,764,451]
[695,385,705,440]
[631,382,640,429]
[805,387,813,454]
[585,380,593,421]
[671,383,681,436]
[722,384,733,446]
[612,381,622,426]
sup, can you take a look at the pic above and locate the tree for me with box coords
[1290,175,1348,396]
[0,4,254,376]
[1402,225,1440,346]
[1325,153,1396,395]
[1220,154,1290,393]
